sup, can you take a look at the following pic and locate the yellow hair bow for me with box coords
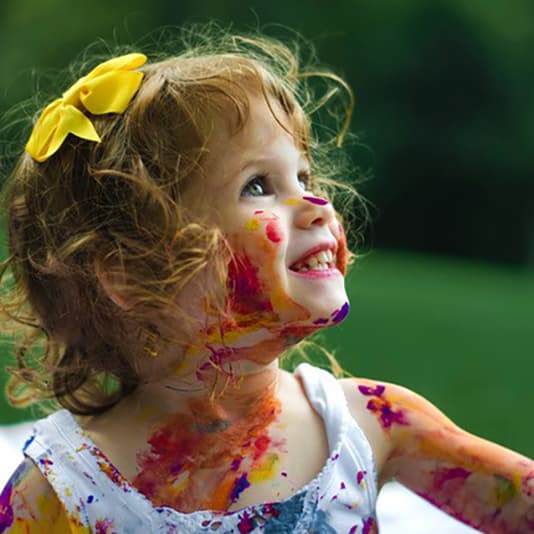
[26,53,147,162]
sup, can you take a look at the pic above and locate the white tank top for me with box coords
[24,363,378,533]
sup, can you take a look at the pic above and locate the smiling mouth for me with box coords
[289,249,336,273]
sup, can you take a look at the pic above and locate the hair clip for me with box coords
[25,53,147,162]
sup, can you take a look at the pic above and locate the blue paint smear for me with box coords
[332,302,350,324]
[230,473,251,503]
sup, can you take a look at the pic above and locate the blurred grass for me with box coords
[1,249,533,459]
[324,250,534,457]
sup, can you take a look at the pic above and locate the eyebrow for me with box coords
[238,154,310,175]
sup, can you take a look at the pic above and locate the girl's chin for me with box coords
[288,293,350,329]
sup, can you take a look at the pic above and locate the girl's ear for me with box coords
[94,260,130,310]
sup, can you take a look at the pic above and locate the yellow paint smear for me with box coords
[248,453,279,483]
[245,218,261,231]
[284,198,301,205]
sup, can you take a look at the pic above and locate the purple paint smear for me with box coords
[367,398,408,429]
[302,195,329,206]
[231,458,242,471]
[313,317,329,325]
[433,467,471,491]
[358,384,385,397]
[231,472,251,502]
[362,517,376,534]
[332,302,350,323]
[0,483,14,532]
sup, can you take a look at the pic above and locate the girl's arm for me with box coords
[341,378,534,534]
[0,458,71,533]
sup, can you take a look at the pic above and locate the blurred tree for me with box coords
[0,0,533,265]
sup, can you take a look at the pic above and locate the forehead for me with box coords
[203,94,304,180]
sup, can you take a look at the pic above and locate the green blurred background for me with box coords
[0,0,533,457]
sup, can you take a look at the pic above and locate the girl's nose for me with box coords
[294,195,335,228]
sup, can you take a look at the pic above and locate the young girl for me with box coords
[0,26,533,534]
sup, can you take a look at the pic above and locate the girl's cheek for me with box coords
[244,212,284,251]
[265,220,283,244]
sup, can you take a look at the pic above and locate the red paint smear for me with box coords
[336,226,349,276]
[252,434,271,461]
[265,221,283,243]
[367,397,408,430]
[227,254,273,316]
[133,394,282,512]
[433,466,471,491]
[237,511,255,533]
[95,518,115,534]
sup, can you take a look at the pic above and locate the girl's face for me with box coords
[185,95,349,334]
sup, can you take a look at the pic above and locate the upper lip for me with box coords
[289,241,338,269]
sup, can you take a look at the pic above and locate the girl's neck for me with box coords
[141,358,282,420]
[134,316,312,421]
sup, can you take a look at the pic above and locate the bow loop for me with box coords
[26,53,147,162]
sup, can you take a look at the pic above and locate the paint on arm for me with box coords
[354,379,534,533]
[0,458,71,533]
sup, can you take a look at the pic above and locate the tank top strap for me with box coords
[293,362,378,505]
[23,409,152,530]
[293,362,350,451]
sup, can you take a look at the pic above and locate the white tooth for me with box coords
[308,256,319,268]
[319,251,328,263]
[326,250,333,262]
[299,266,308,272]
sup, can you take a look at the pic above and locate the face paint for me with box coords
[302,195,329,206]
[283,198,301,206]
[227,254,274,316]
[245,218,261,231]
[332,302,350,324]
[265,221,283,243]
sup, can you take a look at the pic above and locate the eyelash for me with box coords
[240,172,311,198]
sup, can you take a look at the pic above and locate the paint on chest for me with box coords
[132,395,286,512]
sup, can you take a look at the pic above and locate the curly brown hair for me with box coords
[0,24,364,416]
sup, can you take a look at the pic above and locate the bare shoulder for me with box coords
[339,376,462,481]
[338,377,394,477]
[0,457,70,533]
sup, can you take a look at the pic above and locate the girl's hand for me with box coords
[341,378,534,534]
[0,458,70,533]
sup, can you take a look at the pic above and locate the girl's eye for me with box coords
[298,171,311,191]
[241,175,271,197]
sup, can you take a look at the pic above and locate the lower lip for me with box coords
[289,267,342,279]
